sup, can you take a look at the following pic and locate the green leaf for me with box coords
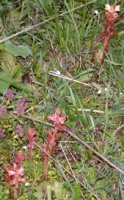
[0,41,32,58]
[119,181,124,200]
[0,71,32,94]
[53,181,67,200]
[0,71,13,94]
[73,184,81,200]
[68,86,76,107]
[12,45,32,58]
[34,185,43,200]
[0,186,8,200]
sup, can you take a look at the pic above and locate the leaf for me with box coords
[119,181,124,200]
[0,186,8,200]
[0,41,32,58]
[10,64,22,79]
[34,184,43,200]
[0,71,32,94]
[17,196,28,200]
[73,184,81,200]
[47,185,52,200]
[0,51,22,80]
[1,51,16,74]
[76,69,94,82]
[0,71,13,94]
[68,86,76,107]
[53,181,67,200]
[12,45,32,58]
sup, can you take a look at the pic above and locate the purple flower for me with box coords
[0,106,7,115]
[0,128,4,137]
[16,98,27,115]
[15,124,24,136]
[5,89,14,101]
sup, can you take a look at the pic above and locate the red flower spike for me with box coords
[26,128,37,160]
[4,163,25,185]
[42,108,67,180]
[26,128,36,142]
[4,163,25,198]
[96,4,120,64]
[47,108,67,131]
[46,129,61,145]
[42,129,61,180]
[14,152,25,166]
[42,143,50,159]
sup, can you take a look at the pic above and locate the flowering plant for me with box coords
[42,108,67,180]
[4,163,25,198]
[26,128,37,160]
[96,4,120,64]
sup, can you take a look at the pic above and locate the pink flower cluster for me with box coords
[2,94,67,196]
[4,152,25,198]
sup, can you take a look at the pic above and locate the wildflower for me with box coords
[16,98,27,115]
[43,129,61,159]
[0,106,7,115]
[14,152,25,166]
[0,128,4,137]
[15,124,24,136]
[47,108,67,131]
[104,87,108,92]
[5,89,14,101]
[22,145,28,150]
[25,182,30,186]
[105,4,120,13]
[26,128,36,143]
[100,4,120,43]
[46,129,61,147]
[42,108,67,180]
[4,163,25,198]
[97,90,102,94]
[26,128,37,160]
[94,10,99,15]
[4,163,25,186]
[96,4,120,64]
[42,129,61,180]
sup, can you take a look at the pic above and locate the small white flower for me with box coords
[97,90,102,94]
[23,146,28,150]
[105,4,111,11]
[94,10,99,15]
[105,4,120,13]
[25,182,30,187]
[104,88,108,92]
[115,5,120,12]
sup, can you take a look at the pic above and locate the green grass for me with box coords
[0,0,124,199]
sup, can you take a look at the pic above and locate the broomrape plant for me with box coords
[96,4,120,64]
